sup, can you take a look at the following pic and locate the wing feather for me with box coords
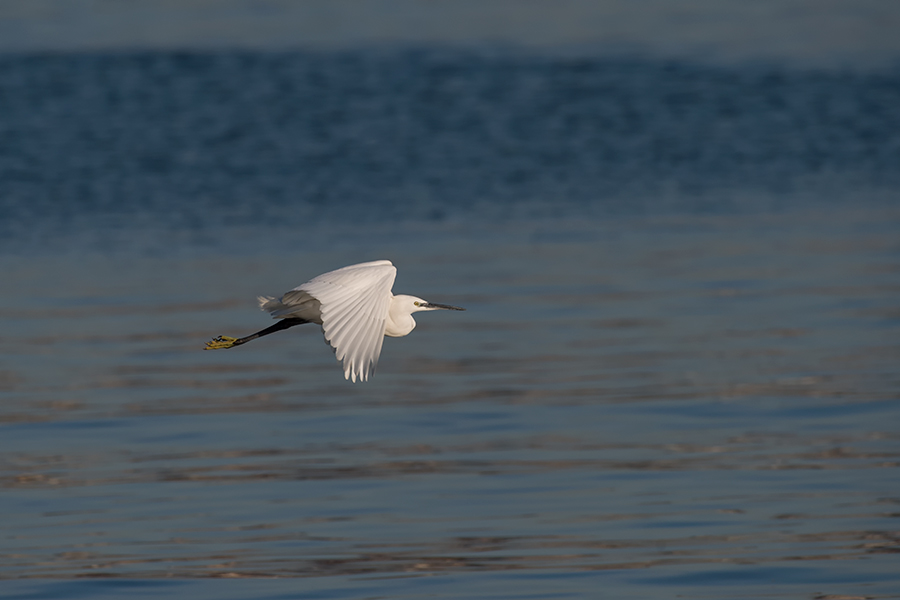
[296,260,396,382]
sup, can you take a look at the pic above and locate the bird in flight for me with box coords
[204,260,464,382]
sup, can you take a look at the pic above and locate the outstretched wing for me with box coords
[297,260,396,383]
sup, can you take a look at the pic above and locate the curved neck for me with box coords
[384,296,417,338]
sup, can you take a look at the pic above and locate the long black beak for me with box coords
[423,302,465,311]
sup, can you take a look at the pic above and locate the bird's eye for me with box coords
[413,301,420,306]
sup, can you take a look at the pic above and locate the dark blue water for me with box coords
[1,48,899,600]
[1,50,899,253]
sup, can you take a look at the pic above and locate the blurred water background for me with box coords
[1,2,899,599]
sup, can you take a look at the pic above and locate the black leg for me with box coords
[205,318,309,349]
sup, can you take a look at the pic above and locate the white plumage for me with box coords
[206,260,464,382]
[260,260,395,382]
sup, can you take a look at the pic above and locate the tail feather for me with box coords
[258,293,322,321]
[258,295,279,312]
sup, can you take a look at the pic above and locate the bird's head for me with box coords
[395,295,466,315]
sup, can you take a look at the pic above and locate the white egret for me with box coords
[204,260,464,382]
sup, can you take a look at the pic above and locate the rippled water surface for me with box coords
[1,47,899,600]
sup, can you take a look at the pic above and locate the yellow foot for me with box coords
[204,335,239,350]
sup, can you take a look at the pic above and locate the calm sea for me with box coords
[0,48,898,599]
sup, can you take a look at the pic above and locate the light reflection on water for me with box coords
[1,208,898,598]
